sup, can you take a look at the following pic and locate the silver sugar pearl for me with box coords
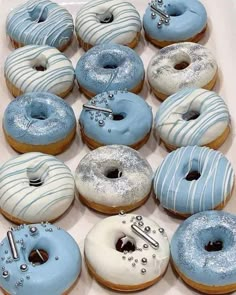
[141,268,146,275]
[143,244,149,249]
[98,120,104,127]
[141,258,147,265]
[136,216,142,221]
[124,250,128,255]
[108,94,114,99]
[128,257,133,261]
[157,22,162,28]
[2,271,9,279]
[151,12,156,19]
[144,226,151,232]
[165,19,170,24]
[29,226,38,235]
[159,228,165,234]
[119,210,125,216]
[138,222,144,226]
[20,264,28,272]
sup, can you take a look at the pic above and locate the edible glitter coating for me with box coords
[154,146,234,214]
[75,145,153,207]
[3,92,76,145]
[143,0,207,42]
[0,223,81,295]
[75,44,144,94]
[171,211,236,286]
[6,0,74,49]
[79,91,153,146]
[147,42,218,97]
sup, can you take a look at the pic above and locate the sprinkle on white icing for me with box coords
[4,45,74,96]
[0,153,75,223]
[85,214,170,286]
[155,88,230,146]
[147,42,218,96]
[75,0,141,46]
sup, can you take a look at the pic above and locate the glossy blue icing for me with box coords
[0,223,81,295]
[3,92,76,145]
[171,211,236,286]
[154,146,234,214]
[79,91,153,146]
[143,0,207,42]
[75,44,144,94]
[6,0,74,49]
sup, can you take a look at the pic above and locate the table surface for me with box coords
[0,0,236,294]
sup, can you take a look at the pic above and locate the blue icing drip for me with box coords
[3,92,76,145]
[75,44,144,94]
[153,146,234,214]
[6,0,74,49]
[171,211,236,286]
[0,223,81,295]
[79,91,153,146]
[143,0,207,42]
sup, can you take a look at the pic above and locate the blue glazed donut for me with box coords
[3,92,76,155]
[79,91,153,149]
[0,223,81,295]
[6,0,74,51]
[171,210,236,294]
[75,44,145,98]
[153,146,234,216]
[143,0,207,47]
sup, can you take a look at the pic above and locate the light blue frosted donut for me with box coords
[0,223,81,295]
[6,0,74,50]
[143,0,207,43]
[3,92,76,146]
[171,211,236,292]
[75,44,144,96]
[153,146,234,215]
[79,91,153,148]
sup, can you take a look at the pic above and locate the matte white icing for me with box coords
[75,0,142,47]
[0,153,75,223]
[147,42,218,97]
[85,214,170,286]
[75,145,153,208]
[155,88,230,147]
[4,45,74,96]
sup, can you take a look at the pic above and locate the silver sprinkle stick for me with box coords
[7,231,19,260]
[83,104,113,114]
[36,250,45,262]
[150,4,170,19]
[131,224,159,249]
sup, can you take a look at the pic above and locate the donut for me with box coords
[4,45,75,98]
[147,42,218,100]
[153,146,234,217]
[154,88,230,150]
[6,0,74,51]
[85,213,170,291]
[0,152,75,224]
[143,0,207,47]
[171,210,236,294]
[3,92,76,155]
[75,0,142,51]
[75,145,153,214]
[79,91,153,150]
[0,223,81,295]
[75,44,145,98]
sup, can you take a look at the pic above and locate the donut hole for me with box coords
[116,235,136,253]
[28,249,49,265]
[112,112,126,121]
[166,4,186,17]
[27,168,48,187]
[174,61,189,70]
[32,56,48,72]
[205,241,223,252]
[182,111,200,121]
[29,101,49,120]
[99,12,114,24]
[185,171,201,181]
[105,168,122,179]
[173,52,191,71]
[28,6,48,23]
[103,64,118,70]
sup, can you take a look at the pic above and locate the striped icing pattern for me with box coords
[155,88,230,147]
[75,0,141,46]
[4,45,75,96]
[0,153,75,223]
[6,0,74,49]
[153,146,234,214]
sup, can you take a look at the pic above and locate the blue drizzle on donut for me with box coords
[143,0,207,42]
[79,91,153,146]
[154,146,234,214]
[171,211,236,286]
[6,0,74,49]
[3,92,76,145]
[0,223,81,295]
[75,44,144,94]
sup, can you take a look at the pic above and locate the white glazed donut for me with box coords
[75,0,142,50]
[4,45,75,98]
[0,152,75,224]
[75,145,153,214]
[85,213,170,291]
[147,42,218,100]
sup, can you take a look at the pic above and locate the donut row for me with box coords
[1,210,236,294]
